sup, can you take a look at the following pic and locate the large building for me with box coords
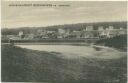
[18,31,24,38]
[108,26,114,30]
[58,29,65,34]
[86,26,93,31]
[98,26,104,31]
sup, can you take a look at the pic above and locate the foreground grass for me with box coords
[1,44,127,83]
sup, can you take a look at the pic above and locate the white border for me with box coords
[2,0,128,1]
[0,0,127,83]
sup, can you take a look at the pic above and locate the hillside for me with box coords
[2,44,127,83]
[2,21,127,35]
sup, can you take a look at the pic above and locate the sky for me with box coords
[1,1,127,28]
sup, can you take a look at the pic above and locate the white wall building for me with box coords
[19,31,23,36]
[86,26,93,31]
[98,26,104,31]
[108,26,114,30]
[120,27,123,30]
[58,29,65,34]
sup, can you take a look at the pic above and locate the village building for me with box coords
[37,29,43,34]
[118,30,126,35]
[57,35,63,38]
[27,34,35,39]
[71,30,82,38]
[7,35,21,40]
[81,31,94,38]
[40,30,47,36]
[107,31,118,38]
[57,29,66,38]
[86,26,93,31]
[99,29,120,38]
[65,29,70,36]
[8,25,126,40]
[108,26,114,30]
[58,29,65,34]
[98,26,104,31]
[1,35,8,40]
[120,27,123,30]
[99,30,109,38]
[18,31,24,38]
[19,31,23,36]
[37,29,47,36]
[83,29,86,31]
[47,30,56,34]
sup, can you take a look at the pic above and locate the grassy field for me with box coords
[1,44,127,83]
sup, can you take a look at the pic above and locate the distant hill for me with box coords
[2,21,127,35]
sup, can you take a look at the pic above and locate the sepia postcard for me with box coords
[1,0,127,83]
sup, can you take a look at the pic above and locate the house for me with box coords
[118,30,126,35]
[27,34,35,39]
[71,31,82,38]
[108,26,114,30]
[86,26,93,31]
[57,35,63,38]
[19,31,23,36]
[18,31,24,38]
[40,30,47,36]
[65,29,70,36]
[99,30,119,38]
[120,27,123,30]
[98,26,104,31]
[7,35,21,40]
[47,30,56,34]
[81,31,94,38]
[58,29,65,34]
[37,29,43,34]
[1,35,9,40]
[37,29,47,36]
[99,30,109,38]
[108,30,119,38]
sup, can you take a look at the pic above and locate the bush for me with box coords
[96,35,127,51]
